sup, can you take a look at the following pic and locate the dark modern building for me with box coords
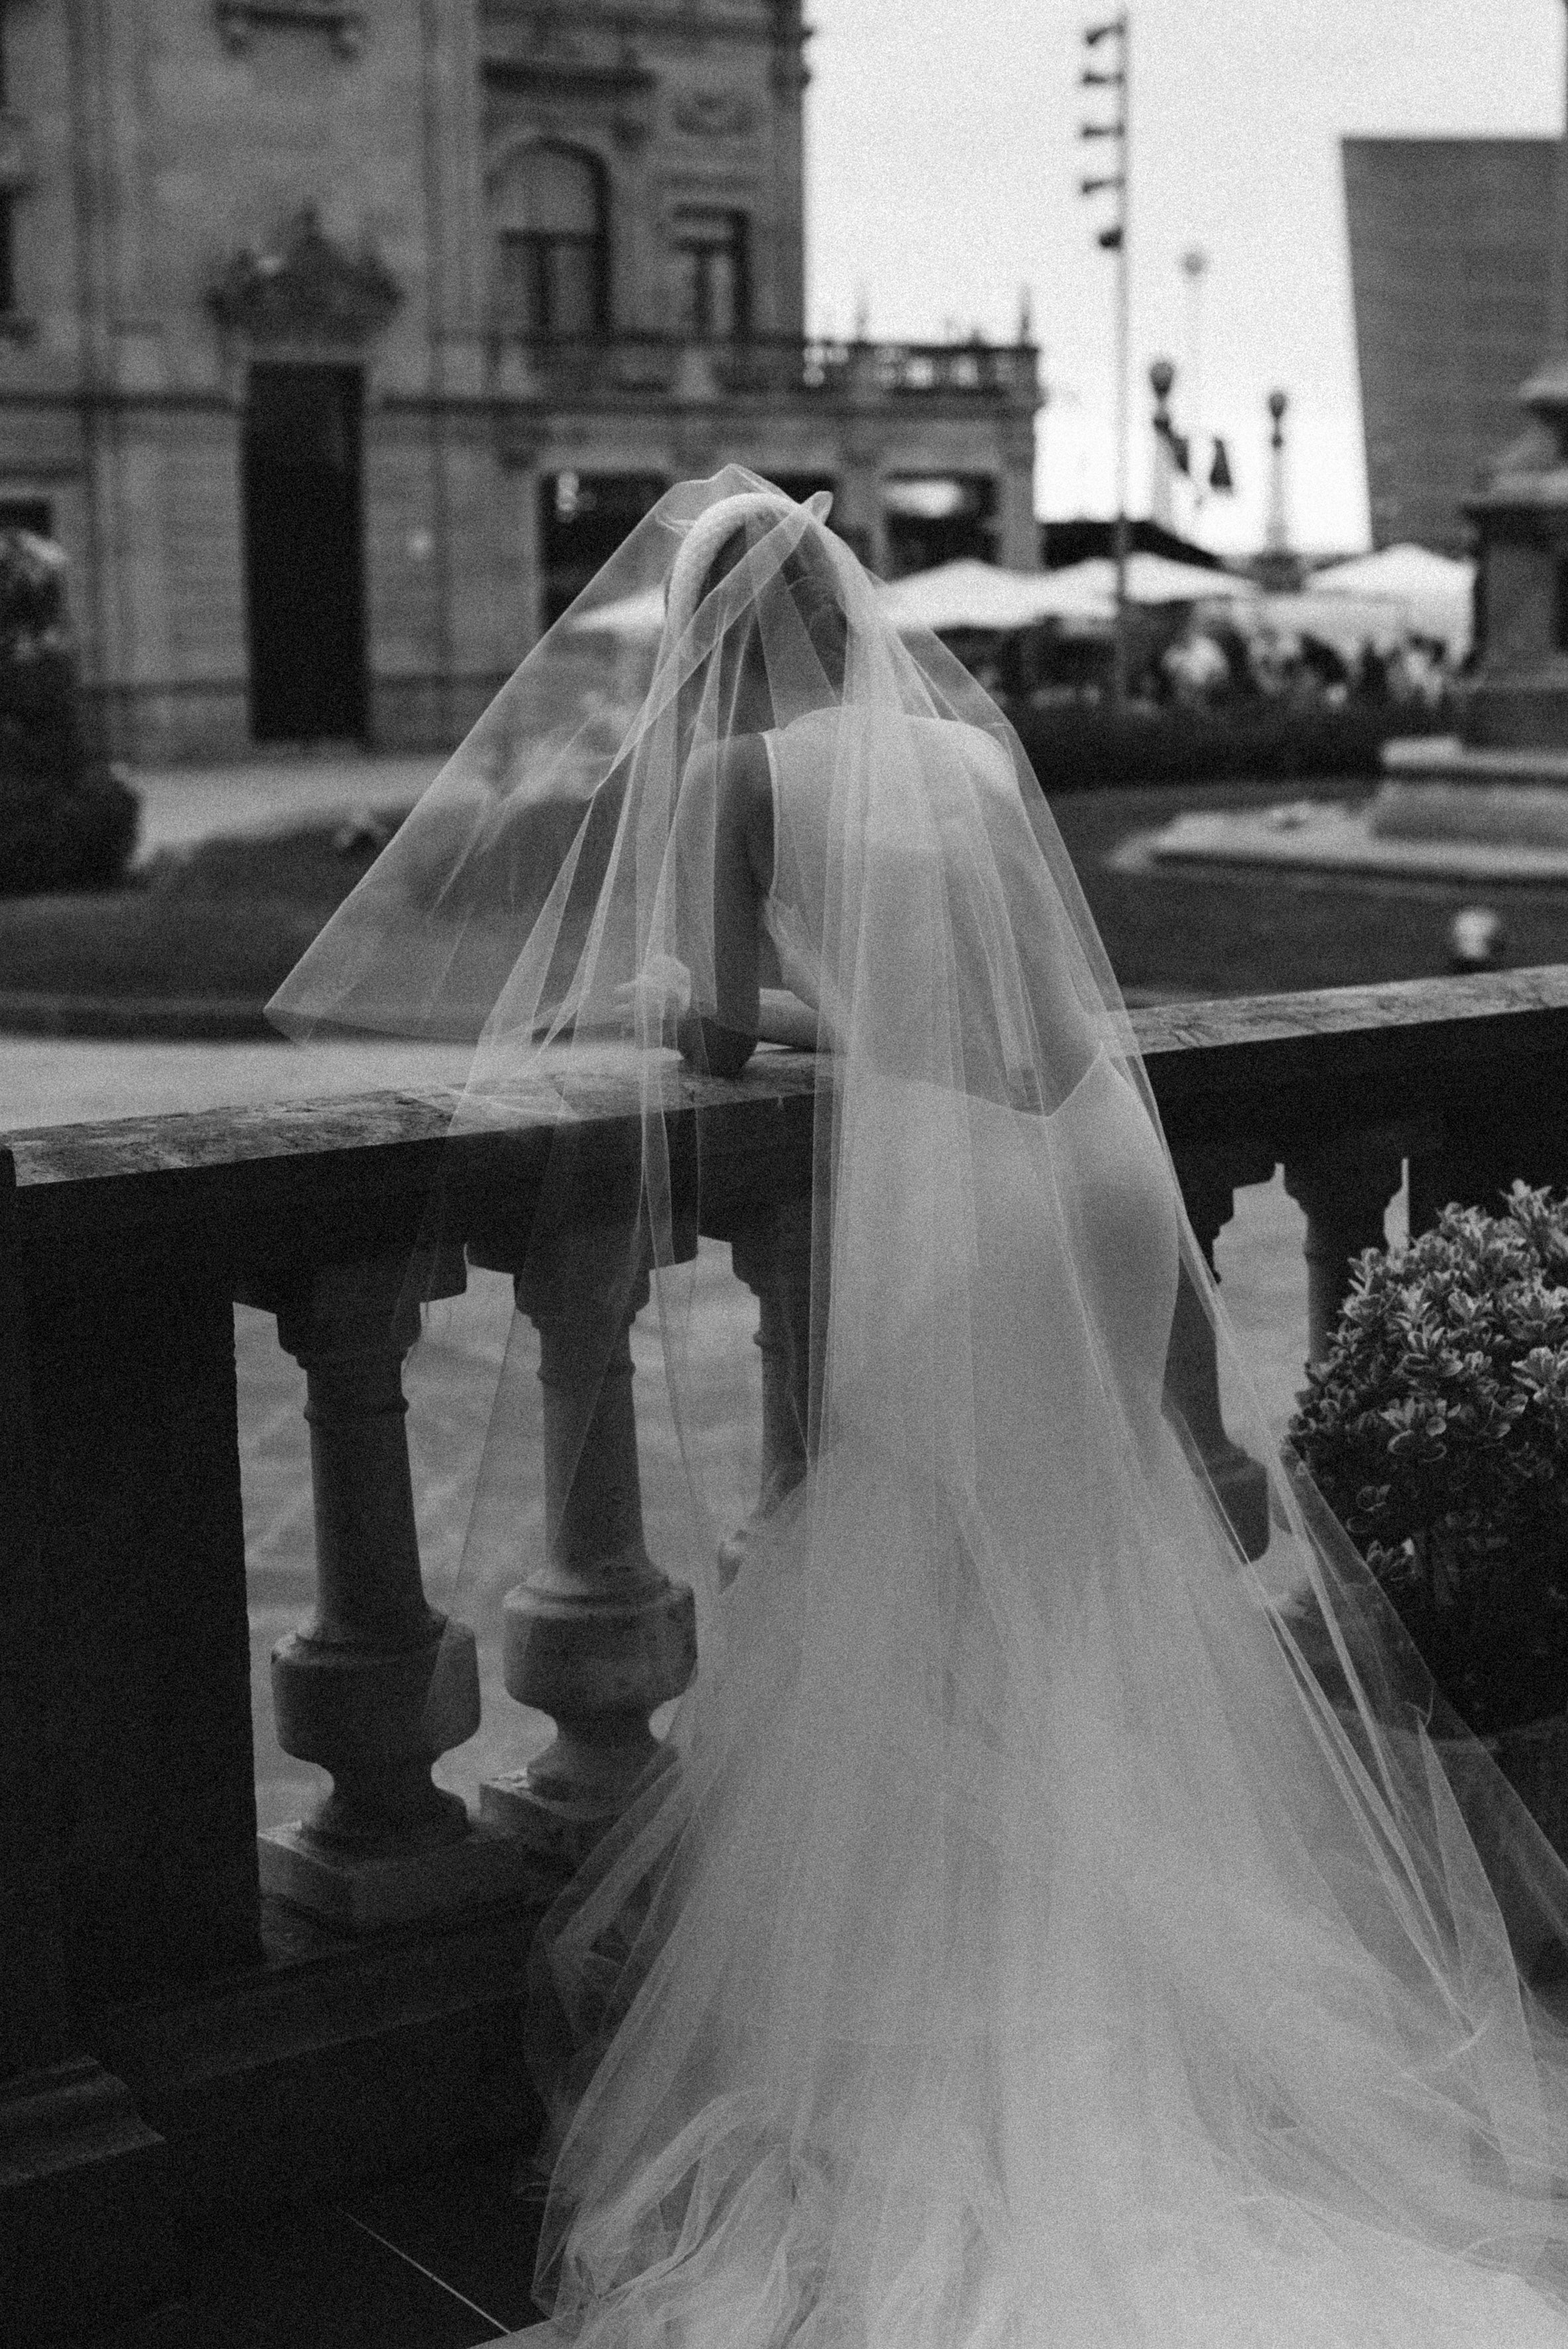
[1342,136,1558,552]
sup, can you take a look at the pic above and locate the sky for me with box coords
[804,0,1565,555]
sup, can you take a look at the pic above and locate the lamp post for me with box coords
[1080,13,1129,702]
[1179,245,1209,515]
[1265,387,1290,556]
[1256,386,1301,591]
[1148,356,1181,531]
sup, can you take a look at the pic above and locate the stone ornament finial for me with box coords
[207,204,402,341]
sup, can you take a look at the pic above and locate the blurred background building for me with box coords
[0,0,1040,761]
[1343,136,1557,554]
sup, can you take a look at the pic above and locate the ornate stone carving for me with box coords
[672,86,759,140]
[208,205,402,343]
[215,1,367,56]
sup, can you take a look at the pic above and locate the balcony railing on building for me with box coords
[7,963,1568,2340]
[487,326,1041,408]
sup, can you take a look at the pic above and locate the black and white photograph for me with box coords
[10,5,1568,2343]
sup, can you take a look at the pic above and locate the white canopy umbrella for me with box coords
[567,564,1107,644]
[567,548,1251,648]
[1045,552,1256,608]
[877,558,1112,634]
[563,582,669,640]
[1249,591,1409,662]
[1306,544,1473,656]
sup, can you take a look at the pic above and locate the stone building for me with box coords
[0,1,1040,761]
[1342,137,1557,554]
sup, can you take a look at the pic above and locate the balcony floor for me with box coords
[184,2141,544,2346]
[182,1983,1568,2347]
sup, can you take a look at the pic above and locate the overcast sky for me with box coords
[804,0,1565,554]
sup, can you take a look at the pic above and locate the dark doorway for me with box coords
[243,363,368,743]
[882,473,998,579]
[539,471,666,629]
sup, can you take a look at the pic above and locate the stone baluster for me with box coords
[723,1196,817,1581]
[1167,1141,1276,1561]
[251,1249,526,1929]
[1282,1133,1406,1367]
[475,1221,698,1870]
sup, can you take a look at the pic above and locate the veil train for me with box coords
[272,471,1568,2347]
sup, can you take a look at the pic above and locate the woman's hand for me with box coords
[755,989,821,1050]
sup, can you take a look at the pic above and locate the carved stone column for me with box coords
[1168,1142,1276,1560]
[723,1195,816,1581]
[253,1251,528,1929]
[477,1224,697,1868]
[1283,1134,1406,1366]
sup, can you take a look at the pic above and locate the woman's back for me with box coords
[760,703,1098,1111]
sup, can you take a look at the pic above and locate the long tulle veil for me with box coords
[272,470,1568,2344]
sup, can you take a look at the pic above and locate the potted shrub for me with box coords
[1287,1183,1568,1866]
[0,526,139,895]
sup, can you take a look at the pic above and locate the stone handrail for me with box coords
[6,963,1568,2336]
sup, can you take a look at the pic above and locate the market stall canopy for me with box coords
[568,546,1258,648]
[876,558,1112,634]
[1045,552,1258,607]
[1248,591,1411,661]
[564,582,668,639]
[1306,544,1474,657]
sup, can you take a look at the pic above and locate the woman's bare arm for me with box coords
[676,735,773,1079]
[755,988,820,1048]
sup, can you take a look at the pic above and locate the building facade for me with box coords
[0,1,1040,761]
[1342,137,1557,554]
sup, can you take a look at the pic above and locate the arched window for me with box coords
[493,145,608,338]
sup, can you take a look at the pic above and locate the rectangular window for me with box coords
[497,229,603,339]
[673,210,750,340]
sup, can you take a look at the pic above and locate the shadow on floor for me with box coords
[183,2141,548,2347]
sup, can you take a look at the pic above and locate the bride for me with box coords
[274,472,1568,2344]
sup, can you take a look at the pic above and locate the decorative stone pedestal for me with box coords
[1372,741,1568,852]
[1380,350,1568,848]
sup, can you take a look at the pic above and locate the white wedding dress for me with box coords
[269,475,1568,2346]
[501,707,1568,2348]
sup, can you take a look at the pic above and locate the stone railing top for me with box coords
[7,966,1568,1235]
[493,330,1042,407]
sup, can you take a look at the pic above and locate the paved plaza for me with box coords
[128,746,446,855]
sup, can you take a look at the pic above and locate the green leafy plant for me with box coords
[0,528,139,894]
[1288,1184,1568,1735]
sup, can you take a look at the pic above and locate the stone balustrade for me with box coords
[7,963,1568,2341]
[489,330,1040,412]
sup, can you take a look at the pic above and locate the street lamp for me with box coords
[1179,246,1209,512]
[1148,357,1187,530]
[1078,13,1130,701]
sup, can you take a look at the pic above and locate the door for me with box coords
[243,363,368,743]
